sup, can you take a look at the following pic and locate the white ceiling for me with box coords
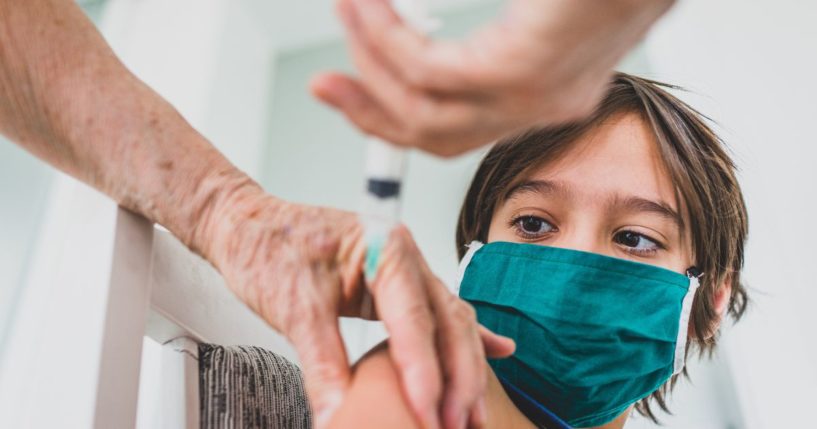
[241,0,500,51]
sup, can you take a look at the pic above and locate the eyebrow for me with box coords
[504,180,571,200]
[615,196,684,229]
[504,179,684,229]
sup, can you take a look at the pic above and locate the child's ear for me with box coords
[704,276,732,340]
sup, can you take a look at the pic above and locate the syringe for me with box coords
[360,0,439,285]
[362,139,407,282]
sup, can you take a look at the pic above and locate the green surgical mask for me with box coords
[457,241,700,428]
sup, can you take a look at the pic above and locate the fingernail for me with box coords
[314,390,345,427]
[494,334,516,354]
[456,410,467,429]
[426,408,442,429]
[338,0,357,28]
[316,85,344,109]
[359,0,391,24]
[475,397,488,426]
[337,81,363,105]
[504,336,517,352]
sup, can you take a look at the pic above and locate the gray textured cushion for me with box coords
[199,344,312,429]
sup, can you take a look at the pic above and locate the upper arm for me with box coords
[326,341,532,429]
[328,342,420,429]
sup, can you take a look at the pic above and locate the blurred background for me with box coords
[1,0,815,428]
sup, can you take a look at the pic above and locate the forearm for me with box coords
[0,0,260,258]
[508,0,675,46]
[495,0,676,120]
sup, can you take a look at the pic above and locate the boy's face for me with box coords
[488,112,693,273]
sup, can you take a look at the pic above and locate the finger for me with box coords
[312,72,491,157]
[339,0,413,107]
[468,397,488,429]
[340,0,471,132]
[285,253,353,428]
[427,282,487,429]
[326,213,379,319]
[340,0,512,154]
[292,316,351,428]
[309,72,406,144]
[348,0,480,92]
[372,225,442,429]
[479,324,516,358]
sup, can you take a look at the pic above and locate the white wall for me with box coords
[644,1,817,427]
[0,0,105,373]
[0,143,53,362]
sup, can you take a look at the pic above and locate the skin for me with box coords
[0,1,515,427]
[312,0,676,157]
[328,113,732,428]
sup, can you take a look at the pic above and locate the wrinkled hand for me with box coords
[312,0,674,157]
[201,186,515,429]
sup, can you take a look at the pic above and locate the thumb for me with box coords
[309,72,403,143]
[479,324,516,358]
[292,318,352,428]
[310,72,361,111]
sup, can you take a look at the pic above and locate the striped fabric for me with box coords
[199,344,312,429]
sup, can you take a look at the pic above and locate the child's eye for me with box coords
[511,215,556,239]
[613,230,662,255]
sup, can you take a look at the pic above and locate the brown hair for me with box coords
[456,73,749,422]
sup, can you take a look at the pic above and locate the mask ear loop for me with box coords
[686,266,704,279]
[454,241,484,296]
[673,267,703,374]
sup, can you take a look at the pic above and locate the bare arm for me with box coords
[0,0,245,255]
[328,343,421,429]
[329,342,533,429]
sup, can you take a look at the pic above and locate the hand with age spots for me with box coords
[0,1,513,428]
[312,0,675,157]
[200,185,516,429]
